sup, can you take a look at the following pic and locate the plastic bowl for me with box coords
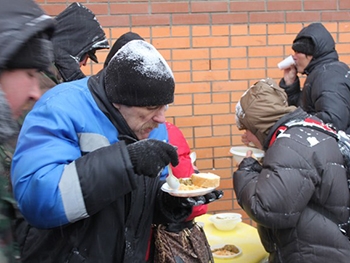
[230,146,264,164]
[209,213,242,231]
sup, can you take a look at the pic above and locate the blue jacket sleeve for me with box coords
[11,88,136,229]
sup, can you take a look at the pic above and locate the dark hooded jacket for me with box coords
[235,108,350,262]
[235,80,350,262]
[41,2,109,89]
[279,23,350,134]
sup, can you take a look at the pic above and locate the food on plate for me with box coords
[178,178,201,191]
[191,172,220,188]
[211,244,240,256]
[178,173,220,191]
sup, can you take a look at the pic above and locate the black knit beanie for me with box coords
[292,37,315,56]
[6,34,53,71]
[105,40,175,107]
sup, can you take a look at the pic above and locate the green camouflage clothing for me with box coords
[0,90,21,263]
[0,58,59,263]
[0,0,56,260]
[0,138,21,263]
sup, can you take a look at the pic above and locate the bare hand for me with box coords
[245,150,253,158]
[283,65,297,85]
[241,130,263,150]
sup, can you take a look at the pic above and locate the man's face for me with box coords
[114,104,168,140]
[0,69,41,119]
[292,52,313,73]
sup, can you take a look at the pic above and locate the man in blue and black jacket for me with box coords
[11,39,222,263]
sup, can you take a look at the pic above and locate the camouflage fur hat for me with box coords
[235,78,296,145]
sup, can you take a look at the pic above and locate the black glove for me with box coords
[238,157,262,173]
[126,139,179,177]
[163,189,224,208]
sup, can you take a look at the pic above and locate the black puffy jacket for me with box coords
[234,108,350,263]
[280,23,350,133]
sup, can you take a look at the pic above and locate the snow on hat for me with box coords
[104,32,144,68]
[105,39,175,107]
[292,37,315,56]
[236,78,296,145]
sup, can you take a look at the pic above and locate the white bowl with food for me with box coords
[209,213,242,231]
[230,146,264,164]
[211,244,242,259]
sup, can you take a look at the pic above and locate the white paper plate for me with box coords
[161,183,215,197]
[211,244,242,259]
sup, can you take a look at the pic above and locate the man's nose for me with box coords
[153,106,167,123]
[31,79,42,101]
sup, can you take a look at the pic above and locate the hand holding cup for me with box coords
[277,55,295,70]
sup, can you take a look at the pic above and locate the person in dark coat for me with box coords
[40,2,109,91]
[12,38,222,263]
[0,0,55,262]
[279,22,350,134]
[234,78,350,263]
[104,30,208,218]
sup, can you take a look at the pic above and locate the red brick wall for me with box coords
[37,0,350,224]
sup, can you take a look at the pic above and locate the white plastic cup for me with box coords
[277,55,295,70]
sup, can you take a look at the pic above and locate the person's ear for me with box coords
[112,103,121,110]
[79,54,89,67]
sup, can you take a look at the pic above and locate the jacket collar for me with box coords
[87,70,139,145]
[263,107,309,150]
